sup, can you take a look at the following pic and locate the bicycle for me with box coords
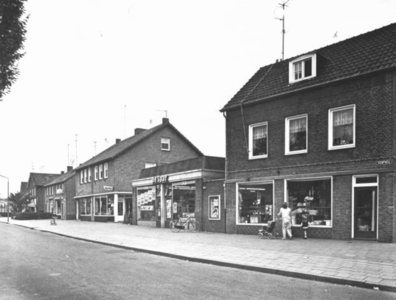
[169,216,199,233]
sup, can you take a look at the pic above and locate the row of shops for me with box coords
[72,155,394,242]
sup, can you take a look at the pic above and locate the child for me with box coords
[302,211,309,239]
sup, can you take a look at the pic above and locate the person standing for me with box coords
[277,202,293,240]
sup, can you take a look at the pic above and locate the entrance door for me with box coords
[354,187,377,240]
[115,197,124,222]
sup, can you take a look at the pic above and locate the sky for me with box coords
[1,0,396,196]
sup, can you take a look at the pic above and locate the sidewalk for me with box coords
[1,218,396,292]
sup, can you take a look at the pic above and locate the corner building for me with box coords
[221,23,396,242]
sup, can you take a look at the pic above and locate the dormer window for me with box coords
[161,138,170,151]
[289,53,316,83]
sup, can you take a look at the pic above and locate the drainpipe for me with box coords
[223,111,227,234]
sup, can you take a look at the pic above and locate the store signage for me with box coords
[103,186,113,191]
[177,180,195,186]
[377,160,392,165]
[140,205,153,211]
[152,175,169,184]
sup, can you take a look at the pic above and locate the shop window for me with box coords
[289,54,317,83]
[329,105,355,150]
[80,198,91,215]
[173,183,195,219]
[94,196,113,216]
[137,187,156,221]
[285,115,307,155]
[209,195,221,220]
[161,138,170,151]
[237,182,274,224]
[249,122,268,160]
[287,178,332,227]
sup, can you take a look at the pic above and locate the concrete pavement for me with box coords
[1,218,396,293]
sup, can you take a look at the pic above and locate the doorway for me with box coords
[354,187,377,240]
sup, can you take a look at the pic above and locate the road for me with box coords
[0,224,394,300]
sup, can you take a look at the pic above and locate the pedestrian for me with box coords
[277,202,293,240]
[302,210,309,239]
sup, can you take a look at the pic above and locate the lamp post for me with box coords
[0,174,9,223]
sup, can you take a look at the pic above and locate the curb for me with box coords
[5,222,396,293]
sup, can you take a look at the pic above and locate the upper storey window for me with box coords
[289,54,317,83]
[249,122,268,160]
[328,104,356,150]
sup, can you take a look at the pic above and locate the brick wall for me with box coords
[202,179,226,233]
[65,176,76,220]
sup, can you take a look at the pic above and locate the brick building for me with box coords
[26,173,60,212]
[74,118,202,222]
[220,23,396,242]
[44,166,76,220]
[131,155,225,230]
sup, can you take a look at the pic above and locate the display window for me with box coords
[80,198,92,215]
[172,182,195,219]
[94,196,114,215]
[287,178,332,227]
[237,182,274,224]
[137,187,156,221]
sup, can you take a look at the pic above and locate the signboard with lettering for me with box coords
[152,175,169,184]
[103,186,113,191]
[140,205,154,211]
[377,160,392,165]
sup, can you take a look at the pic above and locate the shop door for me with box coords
[115,198,124,222]
[354,187,377,240]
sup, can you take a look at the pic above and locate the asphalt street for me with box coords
[0,224,395,300]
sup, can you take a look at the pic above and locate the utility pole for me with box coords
[0,174,9,223]
[75,134,78,167]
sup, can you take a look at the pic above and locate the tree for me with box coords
[0,0,29,101]
[8,191,30,212]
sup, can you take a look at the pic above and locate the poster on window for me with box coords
[209,195,220,220]
[166,200,172,219]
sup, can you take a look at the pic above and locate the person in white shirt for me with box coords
[277,202,293,240]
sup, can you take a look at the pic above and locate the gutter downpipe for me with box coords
[223,111,227,234]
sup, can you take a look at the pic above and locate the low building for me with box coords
[131,155,225,231]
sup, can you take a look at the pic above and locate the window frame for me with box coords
[289,53,317,84]
[94,166,98,181]
[99,164,103,179]
[208,195,221,220]
[104,163,108,179]
[248,121,268,160]
[328,104,356,150]
[236,181,275,225]
[285,114,308,155]
[88,168,91,182]
[161,138,170,151]
[284,176,333,228]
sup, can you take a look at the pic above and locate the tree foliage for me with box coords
[8,191,30,212]
[0,0,29,101]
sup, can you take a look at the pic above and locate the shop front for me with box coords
[75,193,132,222]
[132,156,225,230]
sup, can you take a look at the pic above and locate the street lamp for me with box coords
[0,174,9,223]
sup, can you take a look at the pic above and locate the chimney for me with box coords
[162,118,169,124]
[115,138,121,144]
[134,128,146,135]
[67,166,73,172]
[61,171,65,174]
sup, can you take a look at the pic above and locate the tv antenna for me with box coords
[275,0,290,60]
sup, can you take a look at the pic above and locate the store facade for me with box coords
[131,156,225,231]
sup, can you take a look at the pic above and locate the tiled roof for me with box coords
[30,173,60,187]
[45,170,76,186]
[75,119,203,171]
[139,155,225,178]
[221,22,396,111]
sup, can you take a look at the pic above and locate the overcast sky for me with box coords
[1,0,395,195]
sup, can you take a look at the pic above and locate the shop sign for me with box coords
[103,186,113,191]
[56,189,63,195]
[377,160,392,165]
[177,180,195,186]
[140,205,154,211]
[152,175,169,184]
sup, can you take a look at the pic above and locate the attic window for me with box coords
[289,53,316,83]
[161,138,170,151]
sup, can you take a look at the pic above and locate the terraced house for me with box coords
[26,172,60,212]
[74,118,202,223]
[44,166,76,220]
[221,23,396,242]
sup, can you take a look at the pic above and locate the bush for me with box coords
[14,212,54,220]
